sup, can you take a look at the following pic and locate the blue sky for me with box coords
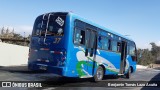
[0,0,160,49]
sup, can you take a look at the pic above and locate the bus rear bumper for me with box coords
[28,62,80,77]
[28,63,64,76]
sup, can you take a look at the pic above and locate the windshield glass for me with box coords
[32,14,66,36]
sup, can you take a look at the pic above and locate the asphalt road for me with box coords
[0,66,160,90]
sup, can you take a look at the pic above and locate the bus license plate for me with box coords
[39,65,47,70]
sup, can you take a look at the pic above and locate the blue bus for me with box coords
[28,12,137,81]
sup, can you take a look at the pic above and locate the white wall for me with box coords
[0,42,29,66]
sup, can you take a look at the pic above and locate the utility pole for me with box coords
[24,32,26,46]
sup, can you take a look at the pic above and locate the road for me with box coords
[0,66,160,90]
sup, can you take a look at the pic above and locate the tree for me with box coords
[137,49,155,65]
[150,42,160,56]
[150,42,160,63]
[13,33,23,39]
[4,33,28,46]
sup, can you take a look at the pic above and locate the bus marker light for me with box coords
[40,48,49,51]
[50,51,63,54]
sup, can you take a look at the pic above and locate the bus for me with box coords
[28,12,137,81]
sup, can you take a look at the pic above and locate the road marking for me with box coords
[43,87,56,90]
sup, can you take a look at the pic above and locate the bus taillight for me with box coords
[40,48,49,51]
[50,51,63,55]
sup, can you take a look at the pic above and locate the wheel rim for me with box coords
[97,69,103,80]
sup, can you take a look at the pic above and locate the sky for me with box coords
[0,0,160,49]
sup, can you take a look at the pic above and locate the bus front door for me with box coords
[85,28,97,76]
[119,41,127,74]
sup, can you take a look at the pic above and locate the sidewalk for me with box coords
[0,65,28,72]
[0,65,50,74]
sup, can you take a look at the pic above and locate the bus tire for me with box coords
[94,66,104,82]
[126,67,131,79]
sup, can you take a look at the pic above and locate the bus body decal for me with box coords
[76,50,120,77]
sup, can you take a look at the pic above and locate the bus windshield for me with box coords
[32,14,66,36]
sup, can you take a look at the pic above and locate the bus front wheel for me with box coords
[94,66,104,82]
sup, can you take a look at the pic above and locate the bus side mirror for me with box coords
[85,49,88,56]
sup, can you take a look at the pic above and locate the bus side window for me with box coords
[117,42,121,52]
[112,40,117,52]
[98,36,102,49]
[74,28,85,45]
[98,36,108,50]
[108,39,111,50]
[89,31,96,48]
[85,29,90,48]
[102,37,108,50]
[80,30,85,44]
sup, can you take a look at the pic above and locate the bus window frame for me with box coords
[73,27,86,46]
[97,35,109,51]
[73,19,135,55]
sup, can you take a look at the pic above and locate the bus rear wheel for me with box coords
[94,66,104,82]
[126,67,131,79]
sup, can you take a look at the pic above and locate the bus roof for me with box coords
[39,12,134,42]
[68,12,134,42]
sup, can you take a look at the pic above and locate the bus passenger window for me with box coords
[108,39,111,50]
[80,30,85,44]
[74,28,85,45]
[112,41,117,52]
[98,36,102,49]
[98,36,108,50]
[102,37,108,50]
[117,42,121,52]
